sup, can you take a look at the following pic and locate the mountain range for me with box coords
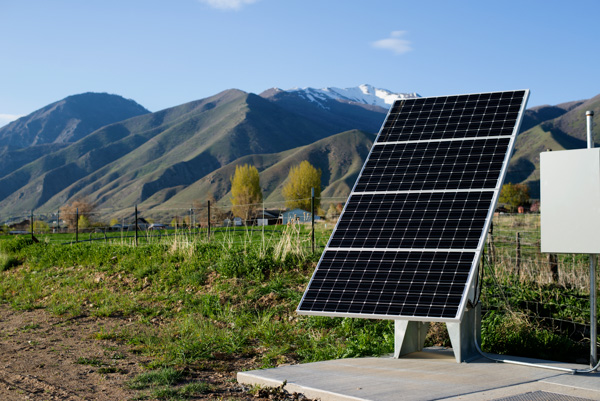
[0,86,598,219]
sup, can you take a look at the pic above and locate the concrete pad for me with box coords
[237,349,600,401]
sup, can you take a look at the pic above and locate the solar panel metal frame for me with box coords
[297,90,530,323]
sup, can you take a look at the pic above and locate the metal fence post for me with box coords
[75,207,79,243]
[207,200,211,241]
[587,109,597,368]
[516,232,521,276]
[488,222,495,265]
[135,204,138,247]
[30,210,34,241]
[311,187,315,254]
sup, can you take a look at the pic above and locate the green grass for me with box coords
[128,368,210,400]
[77,357,104,367]
[128,367,183,389]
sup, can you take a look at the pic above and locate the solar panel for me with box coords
[297,90,529,322]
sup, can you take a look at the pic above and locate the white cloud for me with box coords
[372,31,412,55]
[0,113,22,127]
[198,0,259,11]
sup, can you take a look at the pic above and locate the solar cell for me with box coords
[297,90,529,322]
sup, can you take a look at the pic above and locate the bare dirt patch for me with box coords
[0,305,145,400]
[0,305,311,400]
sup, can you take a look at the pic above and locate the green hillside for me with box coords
[0,90,350,216]
[507,94,600,198]
[150,130,374,214]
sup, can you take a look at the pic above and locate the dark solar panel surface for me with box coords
[297,90,528,321]
[329,191,494,250]
[379,91,524,142]
[300,250,473,318]
[354,138,511,192]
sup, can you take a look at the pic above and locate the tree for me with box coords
[33,220,50,233]
[59,199,96,230]
[326,204,338,221]
[230,164,263,221]
[282,161,322,211]
[171,216,183,228]
[499,183,530,212]
[109,218,120,227]
[78,215,91,229]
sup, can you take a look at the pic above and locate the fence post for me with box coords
[30,210,34,241]
[135,204,138,247]
[515,232,521,276]
[488,222,495,265]
[192,207,196,235]
[57,210,60,233]
[207,200,211,241]
[311,187,315,254]
[75,207,79,243]
[547,253,559,283]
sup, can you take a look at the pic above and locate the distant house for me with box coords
[223,217,243,227]
[111,218,150,231]
[253,210,281,226]
[135,217,150,230]
[149,223,166,230]
[8,219,30,232]
[281,209,320,225]
[110,224,125,232]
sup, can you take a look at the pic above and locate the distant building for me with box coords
[8,219,30,232]
[281,209,320,225]
[223,217,243,227]
[253,210,281,226]
[149,223,166,230]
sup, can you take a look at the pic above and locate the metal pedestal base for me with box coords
[394,304,481,363]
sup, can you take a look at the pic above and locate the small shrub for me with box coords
[0,236,34,254]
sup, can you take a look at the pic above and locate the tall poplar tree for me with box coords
[282,160,321,211]
[230,164,262,221]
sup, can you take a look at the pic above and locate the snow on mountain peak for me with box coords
[284,84,419,109]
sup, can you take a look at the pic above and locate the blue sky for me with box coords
[1,0,599,127]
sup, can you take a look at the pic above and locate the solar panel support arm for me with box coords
[446,303,481,363]
[394,321,430,358]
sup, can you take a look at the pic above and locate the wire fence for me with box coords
[0,197,348,250]
[481,213,597,346]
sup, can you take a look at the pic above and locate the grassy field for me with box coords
[0,215,596,399]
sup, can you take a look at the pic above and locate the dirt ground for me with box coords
[0,305,307,401]
[0,305,147,400]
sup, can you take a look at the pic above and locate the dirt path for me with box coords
[0,305,145,400]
